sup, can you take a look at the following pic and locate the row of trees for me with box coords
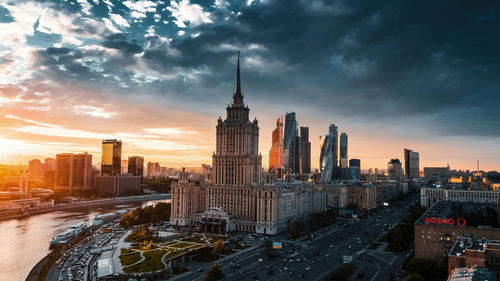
[404,258,447,281]
[120,202,171,228]
[143,177,176,193]
[288,208,340,237]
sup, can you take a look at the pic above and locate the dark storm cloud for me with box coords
[136,0,500,137]
[103,33,143,55]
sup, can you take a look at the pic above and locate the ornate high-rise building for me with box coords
[170,53,326,235]
[212,52,262,186]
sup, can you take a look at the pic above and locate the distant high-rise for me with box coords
[404,149,420,179]
[44,158,56,171]
[339,132,348,169]
[320,124,339,182]
[146,162,160,177]
[269,116,284,171]
[101,139,122,176]
[283,112,299,173]
[28,159,44,179]
[300,126,311,174]
[55,153,92,191]
[128,156,144,177]
[388,159,403,180]
[349,159,360,169]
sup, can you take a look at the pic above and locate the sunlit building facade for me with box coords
[269,116,284,172]
[55,153,92,191]
[101,139,122,176]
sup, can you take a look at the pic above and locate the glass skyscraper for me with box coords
[283,112,299,173]
[320,124,339,182]
[101,139,122,176]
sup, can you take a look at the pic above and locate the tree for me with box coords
[213,240,225,258]
[405,273,425,281]
[262,240,274,258]
[333,264,355,281]
[405,258,447,281]
[205,264,224,281]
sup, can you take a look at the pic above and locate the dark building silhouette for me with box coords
[300,126,311,174]
[128,156,144,177]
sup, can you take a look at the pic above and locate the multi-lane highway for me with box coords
[177,193,418,281]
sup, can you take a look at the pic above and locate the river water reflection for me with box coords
[0,199,170,281]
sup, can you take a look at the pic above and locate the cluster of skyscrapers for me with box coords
[269,113,311,176]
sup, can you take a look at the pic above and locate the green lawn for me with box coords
[168,242,195,249]
[123,249,167,273]
[119,252,142,266]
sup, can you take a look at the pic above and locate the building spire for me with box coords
[232,51,244,105]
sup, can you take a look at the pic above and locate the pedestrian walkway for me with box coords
[111,230,133,274]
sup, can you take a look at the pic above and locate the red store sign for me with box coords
[424,217,466,226]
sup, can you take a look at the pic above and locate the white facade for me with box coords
[421,187,500,208]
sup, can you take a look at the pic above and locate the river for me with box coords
[0,199,170,281]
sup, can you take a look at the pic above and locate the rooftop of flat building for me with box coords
[448,266,497,281]
[416,200,498,226]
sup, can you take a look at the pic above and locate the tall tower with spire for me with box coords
[213,52,262,186]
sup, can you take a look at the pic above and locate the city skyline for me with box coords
[1,0,500,171]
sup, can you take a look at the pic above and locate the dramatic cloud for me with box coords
[0,0,499,170]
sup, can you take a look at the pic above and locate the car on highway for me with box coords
[305,266,311,271]
[197,268,204,272]
[298,274,305,278]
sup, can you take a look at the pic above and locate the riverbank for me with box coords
[0,194,171,221]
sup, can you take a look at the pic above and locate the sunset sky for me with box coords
[0,0,499,171]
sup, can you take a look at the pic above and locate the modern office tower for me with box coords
[43,158,56,189]
[388,159,403,181]
[128,156,144,177]
[349,159,361,169]
[212,52,261,186]
[269,116,284,171]
[283,112,299,173]
[95,174,141,195]
[300,126,311,174]
[289,136,301,174]
[404,149,420,178]
[339,132,348,169]
[101,139,122,176]
[28,159,44,179]
[55,153,92,191]
[146,162,160,177]
[319,124,339,182]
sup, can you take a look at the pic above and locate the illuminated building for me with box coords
[127,156,144,177]
[28,159,44,179]
[300,126,311,174]
[101,139,122,176]
[146,162,160,177]
[269,116,284,172]
[55,153,92,191]
[404,148,420,178]
[387,159,403,181]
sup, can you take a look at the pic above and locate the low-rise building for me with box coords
[421,187,500,208]
[95,173,141,196]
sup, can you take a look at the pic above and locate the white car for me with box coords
[305,266,311,271]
